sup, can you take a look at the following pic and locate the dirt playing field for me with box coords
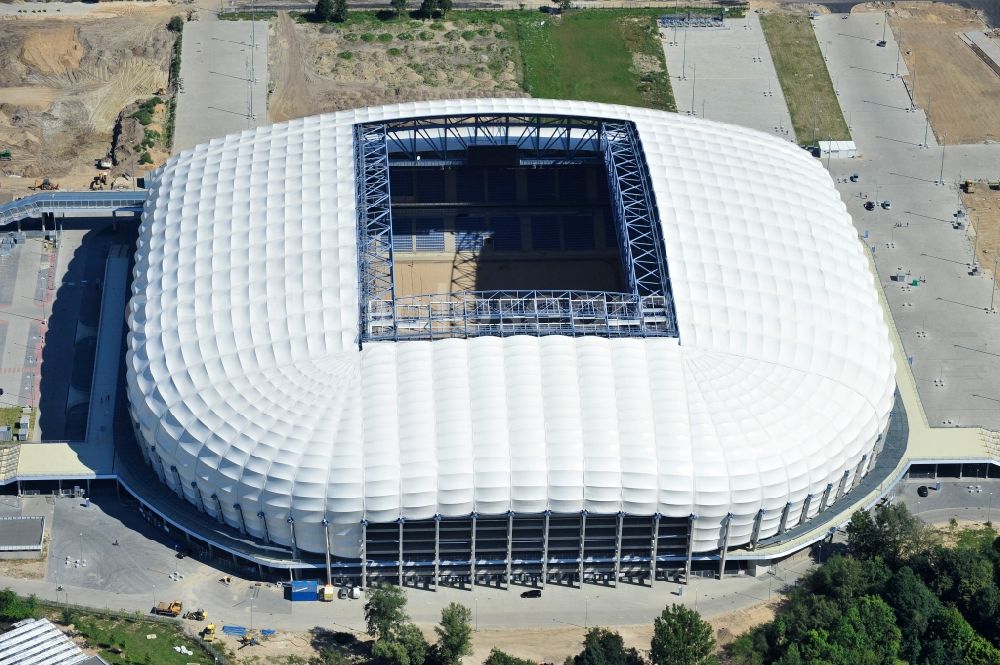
[0,6,177,195]
[883,3,1000,145]
[961,182,1000,293]
[268,12,525,123]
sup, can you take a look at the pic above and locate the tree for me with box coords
[883,567,942,663]
[483,649,537,665]
[332,0,348,22]
[419,0,436,17]
[650,604,718,665]
[436,0,451,16]
[828,596,901,665]
[572,628,643,665]
[434,603,473,665]
[373,623,429,665]
[365,584,409,640]
[314,0,334,21]
[846,504,930,567]
[390,0,408,16]
[167,15,184,32]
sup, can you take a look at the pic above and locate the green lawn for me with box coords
[520,10,675,111]
[759,13,850,143]
[69,611,215,665]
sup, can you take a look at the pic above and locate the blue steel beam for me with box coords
[354,123,396,345]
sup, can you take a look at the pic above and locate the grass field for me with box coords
[519,10,674,110]
[71,612,214,664]
[290,8,682,110]
[0,407,31,435]
[759,13,850,143]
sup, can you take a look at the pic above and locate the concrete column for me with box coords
[799,494,813,526]
[257,511,270,544]
[190,482,205,512]
[820,483,834,511]
[361,520,368,590]
[470,513,477,585]
[322,519,332,587]
[212,494,225,525]
[578,511,587,587]
[505,512,513,586]
[851,455,869,489]
[234,504,247,535]
[398,519,404,587]
[288,517,298,560]
[750,509,764,550]
[613,512,623,586]
[169,466,183,499]
[434,515,441,591]
[778,502,791,534]
[835,469,850,502]
[650,514,660,585]
[684,514,696,584]
[541,511,550,586]
[718,513,732,579]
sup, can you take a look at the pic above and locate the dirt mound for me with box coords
[19,25,84,75]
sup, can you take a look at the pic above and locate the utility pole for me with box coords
[939,142,946,184]
[882,10,888,43]
[991,256,998,313]
[691,64,697,115]
[923,99,930,147]
[682,28,688,80]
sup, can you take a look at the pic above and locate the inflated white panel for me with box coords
[126,99,895,556]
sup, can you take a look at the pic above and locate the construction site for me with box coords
[0,4,179,199]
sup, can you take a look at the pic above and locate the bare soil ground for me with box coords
[961,183,1000,287]
[268,12,525,123]
[0,8,176,195]
[882,3,1000,144]
[203,600,778,664]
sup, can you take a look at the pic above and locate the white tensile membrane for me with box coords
[126,99,894,557]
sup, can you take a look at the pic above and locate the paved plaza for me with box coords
[660,12,795,140]
[813,12,1000,430]
[173,17,269,153]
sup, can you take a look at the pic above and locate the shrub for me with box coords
[361,32,375,42]
[377,33,393,42]
[460,30,476,40]
[167,15,184,32]
[130,110,153,125]
[430,21,445,30]
[419,31,434,40]
[388,47,402,56]
[398,32,414,40]
[139,152,154,165]
[338,51,353,59]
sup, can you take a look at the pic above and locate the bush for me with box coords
[361,32,375,42]
[130,109,153,125]
[338,51,353,59]
[378,33,393,42]
[430,21,445,30]
[419,31,434,40]
[139,152,154,165]
[399,32,414,40]
[388,47,403,56]
[461,30,476,40]
[0,589,38,621]
[167,15,184,32]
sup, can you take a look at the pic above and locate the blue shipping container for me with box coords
[289,580,318,602]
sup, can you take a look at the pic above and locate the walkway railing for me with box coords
[0,191,146,226]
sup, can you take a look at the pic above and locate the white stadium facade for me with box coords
[125,99,896,586]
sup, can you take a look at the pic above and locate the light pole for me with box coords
[690,64,697,116]
[79,532,84,566]
[990,256,998,313]
[152,584,156,611]
[682,28,688,80]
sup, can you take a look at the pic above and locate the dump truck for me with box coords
[989,180,1000,190]
[202,623,216,642]
[965,179,977,193]
[153,600,183,617]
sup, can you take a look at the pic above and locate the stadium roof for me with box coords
[126,99,895,555]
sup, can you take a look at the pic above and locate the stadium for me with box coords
[125,98,896,586]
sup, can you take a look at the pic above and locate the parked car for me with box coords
[520,589,542,599]
[918,485,929,497]
[338,587,349,599]
[882,200,892,210]
[877,40,887,47]
[864,201,876,211]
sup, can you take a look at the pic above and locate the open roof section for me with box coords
[355,113,677,344]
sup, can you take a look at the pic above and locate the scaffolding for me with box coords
[354,123,396,340]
